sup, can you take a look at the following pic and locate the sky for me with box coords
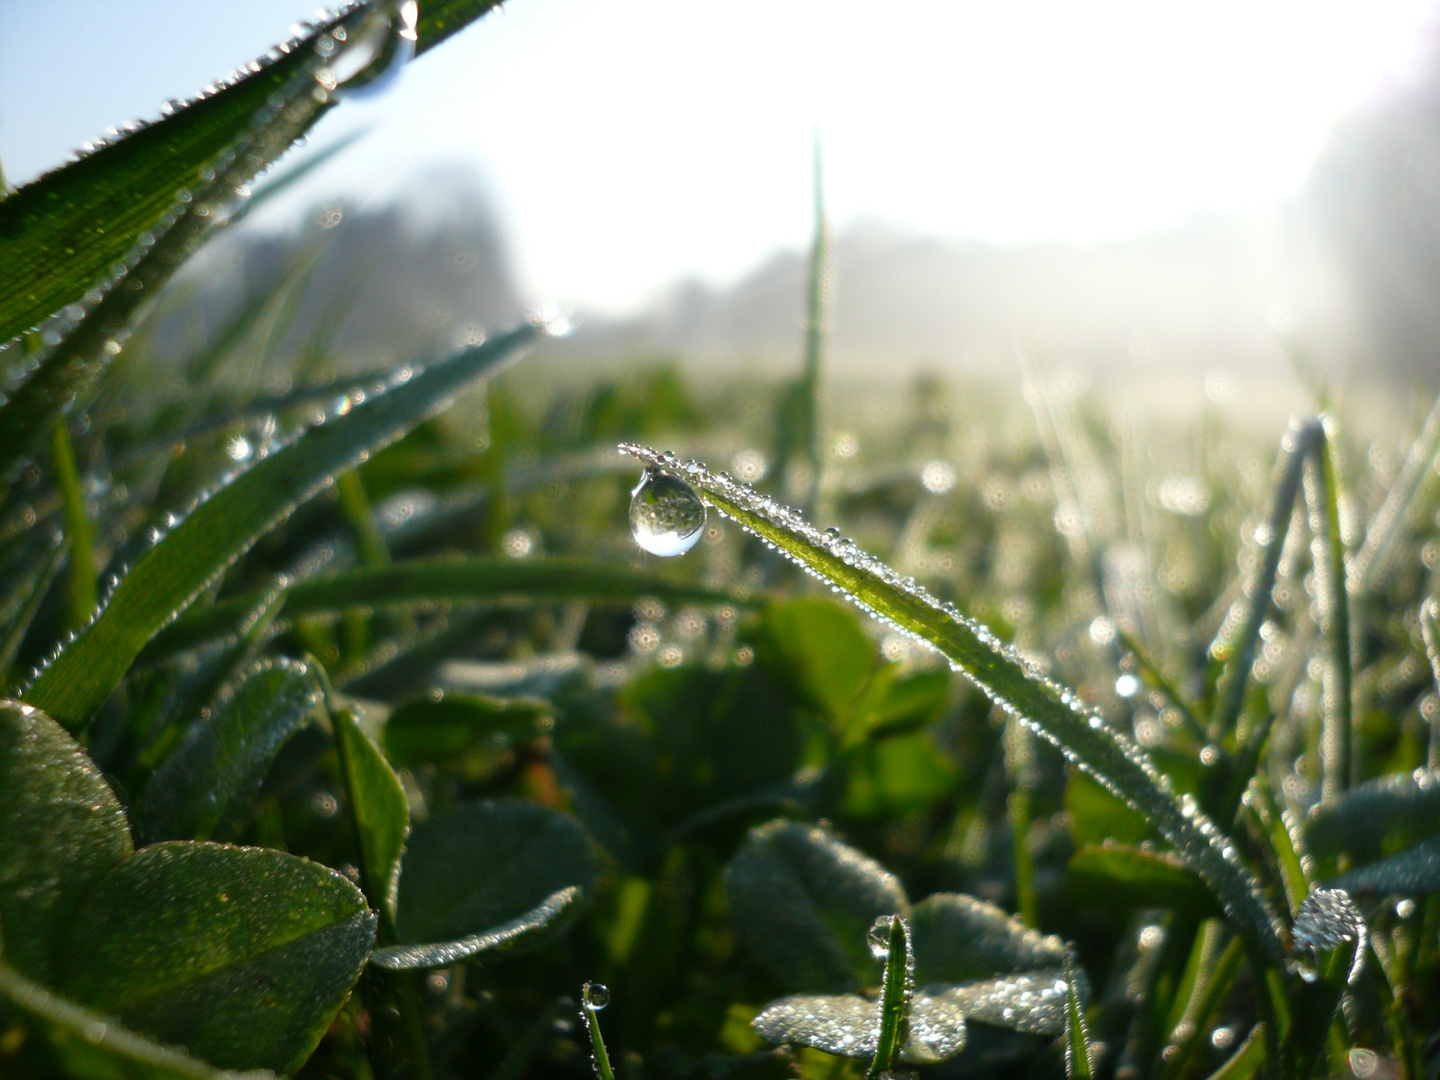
[2,0,1438,314]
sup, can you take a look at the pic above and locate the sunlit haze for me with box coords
[3,0,1437,314]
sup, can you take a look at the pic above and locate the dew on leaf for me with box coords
[629,469,706,557]
[582,982,610,1010]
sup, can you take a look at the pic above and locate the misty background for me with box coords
[7,1,1440,417]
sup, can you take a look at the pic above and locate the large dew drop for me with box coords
[629,469,705,557]
[319,0,418,99]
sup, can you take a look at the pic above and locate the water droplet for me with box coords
[320,0,417,98]
[629,469,705,557]
[868,916,893,959]
[582,982,610,1010]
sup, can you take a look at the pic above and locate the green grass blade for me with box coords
[580,983,616,1080]
[1205,1024,1265,1080]
[1158,934,1245,1080]
[1063,954,1094,1079]
[333,702,409,926]
[0,1,502,349]
[1210,420,1321,742]
[1420,599,1440,772]
[50,422,97,630]
[1304,423,1354,798]
[620,444,1285,968]
[866,914,913,1080]
[139,555,746,664]
[22,324,541,730]
[0,43,332,482]
[1353,389,1440,591]
[0,537,65,692]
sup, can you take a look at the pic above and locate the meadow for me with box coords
[3,5,1440,1080]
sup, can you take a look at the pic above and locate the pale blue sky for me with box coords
[2,1,1437,313]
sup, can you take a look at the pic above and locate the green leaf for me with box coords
[393,799,596,950]
[23,323,541,731]
[621,444,1284,967]
[753,990,967,1064]
[141,556,745,664]
[382,690,552,770]
[724,820,910,993]
[754,598,874,721]
[908,893,1068,987]
[555,664,806,861]
[371,886,581,970]
[1065,845,1222,919]
[333,704,408,923]
[0,960,273,1080]
[1305,769,1440,867]
[53,842,376,1075]
[136,658,322,844]
[933,969,1075,1036]
[0,699,132,983]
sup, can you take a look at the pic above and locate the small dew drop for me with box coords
[582,982,610,1010]
[629,469,705,557]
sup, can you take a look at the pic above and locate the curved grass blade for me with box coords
[370,886,581,970]
[0,960,274,1080]
[0,1,501,349]
[0,32,332,482]
[621,444,1284,967]
[139,555,747,665]
[1209,420,1321,743]
[333,702,408,925]
[23,324,541,731]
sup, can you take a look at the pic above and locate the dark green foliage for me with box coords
[54,843,375,1074]
[0,701,133,984]
[137,658,322,844]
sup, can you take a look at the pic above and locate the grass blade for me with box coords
[0,2,502,348]
[22,324,541,730]
[1063,954,1094,1079]
[139,555,747,664]
[619,443,1285,968]
[332,702,409,926]
[1209,420,1320,742]
[1353,389,1440,591]
[1304,422,1354,798]
[50,422,97,630]
[0,34,332,481]
[580,983,616,1080]
[866,914,913,1080]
